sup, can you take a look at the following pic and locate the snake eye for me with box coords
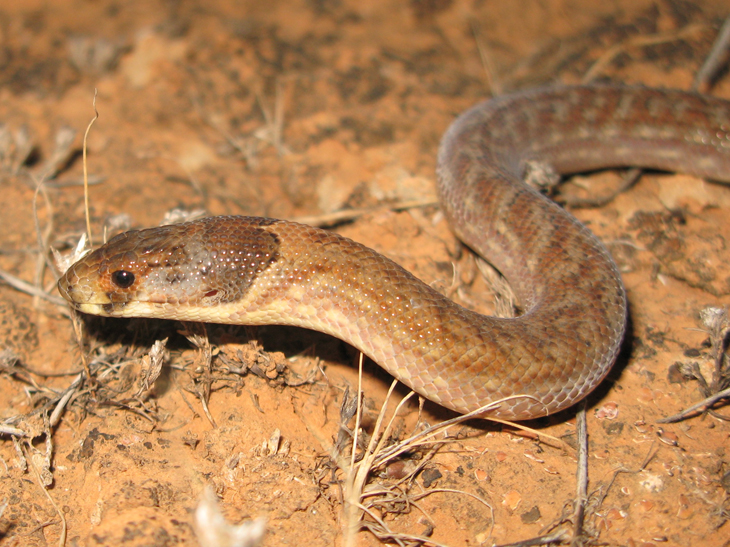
[111,270,135,289]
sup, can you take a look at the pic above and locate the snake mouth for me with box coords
[72,302,115,316]
[62,299,128,317]
[57,273,131,316]
[62,299,137,318]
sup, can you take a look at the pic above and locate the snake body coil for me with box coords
[58,85,730,419]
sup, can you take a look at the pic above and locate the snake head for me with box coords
[58,216,281,320]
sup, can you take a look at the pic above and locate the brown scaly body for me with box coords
[58,85,730,419]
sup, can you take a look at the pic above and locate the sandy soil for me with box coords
[1,0,729,546]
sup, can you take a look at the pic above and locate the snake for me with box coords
[58,85,730,420]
